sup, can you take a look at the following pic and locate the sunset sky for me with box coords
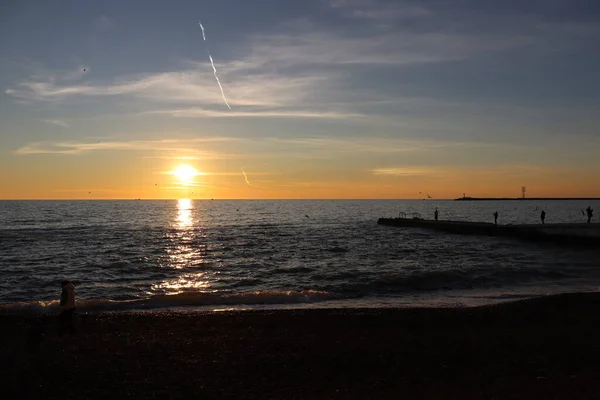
[1,0,600,199]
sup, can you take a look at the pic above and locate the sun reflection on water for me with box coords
[157,199,214,294]
[176,198,193,228]
[151,273,211,292]
[167,199,196,268]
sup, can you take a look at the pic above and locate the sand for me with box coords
[3,293,600,399]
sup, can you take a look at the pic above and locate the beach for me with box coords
[4,293,600,399]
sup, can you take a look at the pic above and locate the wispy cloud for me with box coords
[372,167,436,177]
[371,164,564,178]
[13,138,238,156]
[267,137,497,154]
[144,108,363,119]
[5,69,333,109]
[43,119,70,128]
[245,30,530,68]
[3,4,543,113]
[6,2,598,128]
[241,1,546,69]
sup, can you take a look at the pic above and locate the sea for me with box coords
[1,199,599,314]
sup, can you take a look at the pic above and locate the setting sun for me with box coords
[171,165,200,185]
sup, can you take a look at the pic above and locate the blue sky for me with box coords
[1,0,600,198]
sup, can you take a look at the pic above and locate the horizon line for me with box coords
[2,197,600,201]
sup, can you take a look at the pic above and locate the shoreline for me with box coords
[2,287,595,315]
[4,292,600,399]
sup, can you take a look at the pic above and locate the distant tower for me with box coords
[521,186,526,199]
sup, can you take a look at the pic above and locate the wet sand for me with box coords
[3,293,600,399]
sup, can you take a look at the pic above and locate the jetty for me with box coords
[455,197,600,201]
[377,217,600,247]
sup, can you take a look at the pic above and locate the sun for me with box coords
[172,164,200,185]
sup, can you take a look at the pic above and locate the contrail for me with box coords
[199,22,206,41]
[241,168,251,185]
[198,21,231,110]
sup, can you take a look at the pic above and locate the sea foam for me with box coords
[0,290,333,315]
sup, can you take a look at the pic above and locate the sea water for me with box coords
[1,199,599,313]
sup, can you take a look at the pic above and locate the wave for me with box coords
[332,266,581,295]
[0,290,333,315]
[274,266,316,274]
[324,247,349,253]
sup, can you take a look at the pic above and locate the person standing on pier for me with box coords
[540,210,546,224]
[434,209,439,221]
[586,207,593,223]
[493,211,498,225]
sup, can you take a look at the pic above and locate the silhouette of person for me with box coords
[434,209,439,221]
[493,211,498,225]
[59,280,76,336]
[540,210,546,224]
[586,206,593,223]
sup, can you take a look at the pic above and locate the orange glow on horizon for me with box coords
[2,159,600,199]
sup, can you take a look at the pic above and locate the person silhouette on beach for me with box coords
[493,211,498,225]
[540,210,546,224]
[434,209,439,221]
[59,280,76,336]
[586,207,593,223]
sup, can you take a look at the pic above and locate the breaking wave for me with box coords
[0,290,333,315]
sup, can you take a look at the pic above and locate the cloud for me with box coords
[13,138,238,156]
[4,2,546,111]
[6,3,598,127]
[144,107,363,119]
[5,68,334,108]
[267,137,496,154]
[372,167,436,177]
[245,30,529,68]
[5,58,369,121]
[13,135,504,171]
[371,164,564,179]
[43,119,70,128]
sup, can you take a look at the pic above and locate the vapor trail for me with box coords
[199,22,206,41]
[241,168,251,185]
[198,21,231,110]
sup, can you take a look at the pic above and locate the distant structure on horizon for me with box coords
[455,186,600,201]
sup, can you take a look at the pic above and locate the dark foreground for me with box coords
[3,293,600,399]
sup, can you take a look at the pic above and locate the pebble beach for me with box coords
[4,292,600,399]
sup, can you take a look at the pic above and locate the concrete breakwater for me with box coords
[377,217,600,247]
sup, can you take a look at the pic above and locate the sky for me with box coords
[1,0,600,199]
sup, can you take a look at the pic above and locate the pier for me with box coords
[377,217,600,246]
[454,197,600,201]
